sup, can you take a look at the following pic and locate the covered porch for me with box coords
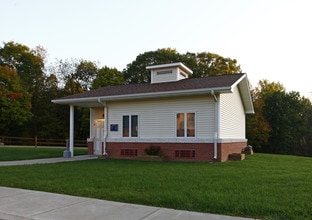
[62,98,108,157]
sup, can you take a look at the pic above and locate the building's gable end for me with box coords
[219,86,246,139]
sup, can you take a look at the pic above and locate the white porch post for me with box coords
[69,104,74,157]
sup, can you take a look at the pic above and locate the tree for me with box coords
[0,66,32,134]
[264,91,310,155]
[52,59,81,95]
[246,80,284,150]
[0,41,44,91]
[76,60,98,90]
[32,74,69,138]
[123,48,242,84]
[92,66,124,89]
[0,41,46,137]
[247,79,312,156]
[50,59,100,139]
[52,59,98,94]
[123,48,182,84]
[247,80,286,152]
[184,52,242,78]
[246,89,271,150]
[304,99,312,156]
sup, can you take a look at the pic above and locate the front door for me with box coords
[94,119,104,155]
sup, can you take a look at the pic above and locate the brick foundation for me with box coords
[218,142,246,162]
[102,141,247,162]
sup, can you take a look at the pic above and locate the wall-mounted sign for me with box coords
[110,124,118,131]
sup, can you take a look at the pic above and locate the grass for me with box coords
[0,152,311,219]
[0,146,87,161]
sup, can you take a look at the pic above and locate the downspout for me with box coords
[211,91,218,160]
[69,104,74,157]
[98,98,108,156]
[89,108,92,139]
[103,106,108,155]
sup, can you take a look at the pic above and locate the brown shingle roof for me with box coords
[57,73,245,100]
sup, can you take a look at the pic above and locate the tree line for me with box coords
[1,41,311,156]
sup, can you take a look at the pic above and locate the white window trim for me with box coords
[122,114,139,138]
[176,112,196,138]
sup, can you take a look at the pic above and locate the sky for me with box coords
[1,0,312,98]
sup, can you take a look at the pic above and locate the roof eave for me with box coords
[146,62,193,74]
[51,97,104,107]
[52,87,232,106]
[245,110,255,114]
[235,74,254,114]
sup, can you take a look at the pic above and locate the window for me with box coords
[123,116,129,137]
[123,115,138,137]
[187,113,195,137]
[131,115,138,137]
[157,70,172,75]
[180,71,187,77]
[176,113,185,137]
[176,113,195,137]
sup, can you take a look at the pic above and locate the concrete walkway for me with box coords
[0,157,255,220]
[0,155,98,166]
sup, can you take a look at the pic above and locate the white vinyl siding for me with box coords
[107,96,215,139]
[150,67,189,83]
[178,70,188,80]
[219,86,246,139]
[151,68,178,83]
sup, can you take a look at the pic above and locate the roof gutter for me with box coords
[52,87,232,105]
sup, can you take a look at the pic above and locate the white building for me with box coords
[52,62,254,162]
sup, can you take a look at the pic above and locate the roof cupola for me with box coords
[146,62,193,84]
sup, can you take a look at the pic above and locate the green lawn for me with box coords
[0,146,87,161]
[0,152,311,220]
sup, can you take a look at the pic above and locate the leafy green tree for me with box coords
[184,52,242,78]
[52,59,81,95]
[248,80,312,156]
[123,48,242,84]
[33,74,69,138]
[76,60,98,90]
[50,59,99,139]
[246,88,271,150]
[53,59,98,94]
[246,80,284,150]
[264,91,310,155]
[0,41,46,137]
[304,99,312,156]
[92,66,124,89]
[123,48,182,84]
[0,66,32,134]
[0,41,44,91]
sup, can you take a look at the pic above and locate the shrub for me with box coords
[144,145,160,156]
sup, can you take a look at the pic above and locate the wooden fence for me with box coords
[0,136,87,148]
